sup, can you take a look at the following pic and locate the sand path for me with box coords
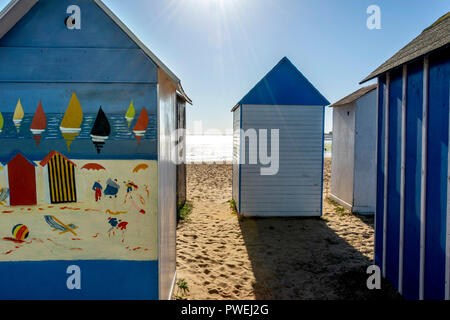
[175,159,400,300]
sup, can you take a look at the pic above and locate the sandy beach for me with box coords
[175,159,401,300]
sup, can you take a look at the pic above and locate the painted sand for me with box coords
[0,160,157,261]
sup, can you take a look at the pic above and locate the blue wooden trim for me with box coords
[403,60,423,300]
[375,75,386,270]
[424,49,450,300]
[0,47,157,83]
[0,260,158,300]
[320,105,325,216]
[386,68,403,290]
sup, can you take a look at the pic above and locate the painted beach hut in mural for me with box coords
[4,152,37,206]
[232,57,330,217]
[329,84,377,215]
[0,0,191,300]
[360,12,450,300]
[40,151,77,204]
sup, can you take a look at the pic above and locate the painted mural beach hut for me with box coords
[4,152,37,206]
[360,12,450,300]
[0,0,191,300]
[232,57,330,217]
[329,84,377,215]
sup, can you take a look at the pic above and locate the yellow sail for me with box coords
[126,101,135,119]
[0,111,3,131]
[61,92,83,129]
[13,99,24,121]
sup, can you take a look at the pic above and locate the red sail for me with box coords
[31,101,47,130]
[133,108,149,131]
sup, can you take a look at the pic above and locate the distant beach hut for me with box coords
[329,84,377,215]
[40,151,77,204]
[232,57,330,217]
[4,152,37,206]
[360,12,450,300]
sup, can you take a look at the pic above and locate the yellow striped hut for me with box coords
[40,151,77,204]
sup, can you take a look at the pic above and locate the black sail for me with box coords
[91,107,111,154]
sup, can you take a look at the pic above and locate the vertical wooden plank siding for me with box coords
[386,69,403,289]
[419,56,429,300]
[375,75,386,269]
[425,49,450,300]
[403,60,423,300]
[399,65,407,294]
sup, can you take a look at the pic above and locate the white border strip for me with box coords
[419,56,429,300]
[383,72,390,278]
[446,77,450,300]
[399,65,407,294]
[374,80,380,265]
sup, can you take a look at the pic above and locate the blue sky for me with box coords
[1,0,449,133]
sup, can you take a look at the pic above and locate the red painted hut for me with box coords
[6,153,37,206]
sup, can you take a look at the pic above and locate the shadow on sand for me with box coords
[238,216,401,300]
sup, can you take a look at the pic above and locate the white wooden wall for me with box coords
[239,105,324,216]
[330,105,355,210]
[158,69,177,300]
[232,106,240,210]
[353,89,377,213]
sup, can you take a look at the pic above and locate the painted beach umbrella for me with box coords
[0,111,3,133]
[125,100,135,127]
[133,107,149,146]
[81,163,106,171]
[90,106,111,154]
[30,100,47,148]
[13,99,24,133]
[60,92,83,152]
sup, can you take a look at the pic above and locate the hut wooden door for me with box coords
[47,154,77,204]
[8,154,37,206]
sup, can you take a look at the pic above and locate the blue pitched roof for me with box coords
[233,57,330,110]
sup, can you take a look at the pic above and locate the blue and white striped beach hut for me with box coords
[361,12,450,300]
[232,57,329,217]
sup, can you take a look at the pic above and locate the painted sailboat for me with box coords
[133,107,149,146]
[90,106,111,154]
[60,92,83,152]
[13,99,24,132]
[0,111,3,134]
[125,100,135,127]
[30,100,47,148]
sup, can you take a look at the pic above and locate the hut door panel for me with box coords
[8,163,37,206]
[47,154,77,204]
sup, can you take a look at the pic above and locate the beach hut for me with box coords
[329,84,377,215]
[0,0,191,300]
[232,57,330,217]
[40,150,77,204]
[360,12,450,300]
[176,93,187,210]
[4,152,37,206]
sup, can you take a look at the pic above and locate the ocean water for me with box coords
[186,135,332,163]
[186,135,233,163]
[0,113,157,141]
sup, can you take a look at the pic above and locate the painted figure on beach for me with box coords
[104,178,120,198]
[92,180,103,202]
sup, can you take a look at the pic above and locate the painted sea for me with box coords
[0,113,157,162]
